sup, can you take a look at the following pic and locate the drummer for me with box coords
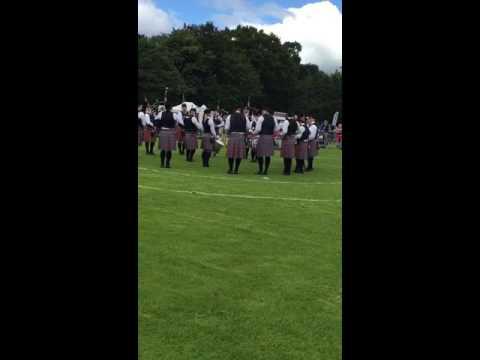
[200,109,217,167]
[212,111,224,157]
[178,108,202,162]
[253,108,278,175]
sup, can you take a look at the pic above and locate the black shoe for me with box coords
[234,170,238,174]
[227,170,233,174]
[160,164,165,168]
[262,171,268,175]
[166,164,171,168]
[305,167,312,172]
[283,172,291,176]
[256,171,263,175]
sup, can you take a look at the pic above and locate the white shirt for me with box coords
[308,124,318,141]
[295,123,305,139]
[279,120,289,135]
[253,114,280,135]
[201,117,217,137]
[225,112,251,132]
[140,112,153,127]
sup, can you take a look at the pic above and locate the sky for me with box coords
[138,0,342,73]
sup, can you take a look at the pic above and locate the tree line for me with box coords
[138,22,342,122]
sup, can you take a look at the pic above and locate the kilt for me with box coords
[184,132,198,150]
[176,126,185,142]
[227,132,246,159]
[158,128,176,151]
[280,135,296,158]
[336,133,343,142]
[295,141,308,160]
[256,134,274,157]
[143,128,155,142]
[138,127,144,145]
[308,139,319,158]
[201,133,214,151]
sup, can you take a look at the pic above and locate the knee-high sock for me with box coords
[299,159,304,172]
[160,150,165,166]
[145,142,149,153]
[149,142,154,154]
[166,151,172,166]
[178,142,182,153]
[186,150,190,161]
[228,158,234,172]
[235,158,241,172]
[205,151,211,166]
[246,147,250,159]
[264,157,271,172]
[191,149,195,160]
[257,157,264,173]
[283,158,288,173]
[287,158,292,173]
[307,158,313,169]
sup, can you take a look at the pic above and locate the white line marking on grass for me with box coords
[139,167,341,185]
[139,185,341,203]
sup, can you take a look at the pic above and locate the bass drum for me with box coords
[214,139,224,153]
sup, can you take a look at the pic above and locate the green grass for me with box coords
[139,143,342,360]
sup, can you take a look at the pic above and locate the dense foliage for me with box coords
[138,23,341,121]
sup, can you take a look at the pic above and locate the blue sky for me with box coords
[138,1,342,72]
[156,0,341,27]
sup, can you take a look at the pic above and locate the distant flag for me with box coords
[332,111,339,126]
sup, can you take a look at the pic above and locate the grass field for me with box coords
[139,143,342,360]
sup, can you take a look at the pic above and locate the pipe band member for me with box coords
[280,116,299,175]
[294,116,309,174]
[225,106,251,174]
[253,108,278,175]
[200,109,217,167]
[143,107,157,155]
[138,105,145,146]
[178,108,202,162]
[306,117,319,171]
[176,103,188,154]
[156,103,182,168]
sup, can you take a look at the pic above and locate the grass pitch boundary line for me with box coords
[139,167,341,185]
[139,185,341,203]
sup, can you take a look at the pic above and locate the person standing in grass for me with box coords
[176,103,187,155]
[138,105,144,147]
[306,117,319,171]
[280,116,299,175]
[200,109,217,167]
[144,107,157,155]
[225,106,250,174]
[294,116,309,173]
[157,104,182,168]
[335,122,343,149]
[253,108,278,175]
[178,108,202,162]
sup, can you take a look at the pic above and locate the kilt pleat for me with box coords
[307,140,319,157]
[226,133,246,159]
[184,132,198,150]
[159,129,177,151]
[256,134,274,157]
[202,134,214,151]
[280,135,296,158]
[295,141,308,160]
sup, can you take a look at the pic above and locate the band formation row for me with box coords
[138,103,343,175]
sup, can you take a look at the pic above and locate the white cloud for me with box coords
[138,0,181,36]
[242,1,342,73]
